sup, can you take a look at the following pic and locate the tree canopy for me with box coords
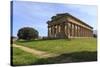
[17,27,38,40]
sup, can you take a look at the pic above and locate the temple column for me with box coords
[83,27,85,37]
[68,22,70,38]
[85,28,87,37]
[82,28,84,37]
[66,23,69,37]
[73,24,75,37]
[51,25,53,37]
[88,30,90,37]
[75,25,77,37]
[57,25,58,33]
[78,26,80,37]
[48,26,50,37]
[67,22,69,38]
[79,26,81,37]
[71,24,74,37]
[89,30,90,37]
[74,24,76,37]
[52,25,54,37]
[77,25,79,37]
[85,29,87,37]
[56,25,58,35]
[58,25,61,38]
[81,27,83,37]
[55,25,57,37]
[58,25,60,33]
[86,29,88,37]
[54,25,56,37]
[48,26,49,37]
[85,29,86,37]
[87,30,89,37]
[50,26,52,37]
[77,25,78,37]
[63,23,66,37]
[84,28,86,37]
[76,25,78,37]
[87,29,89,37]
[70,23,72,37]
[83,28,85,37]
[64,23,67,37]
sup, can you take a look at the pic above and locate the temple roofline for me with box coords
[66,13,93,29]
[47,13,93,29]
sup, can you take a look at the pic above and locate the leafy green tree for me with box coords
[17,27,38,40]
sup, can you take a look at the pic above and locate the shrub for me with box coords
[17,27,38,40]
[93,34,97,38]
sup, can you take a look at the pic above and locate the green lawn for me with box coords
[14,38,97,54]
[12,38,97,66]
[12,47,40,66]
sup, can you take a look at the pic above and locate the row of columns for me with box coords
[48,22,93,38]
[65,22,93,37]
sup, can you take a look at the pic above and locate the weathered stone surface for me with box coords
[47,13,93,38]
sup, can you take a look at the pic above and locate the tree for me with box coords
[93,34,97,38]
[17,27,38,40]
[93,30,97,38]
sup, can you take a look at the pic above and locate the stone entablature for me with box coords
[47,13,93,38]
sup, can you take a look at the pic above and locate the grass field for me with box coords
[12,47,40,66]
[12,38,97,66]
[14,38,97,54]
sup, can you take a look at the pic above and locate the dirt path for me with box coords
[13,44,57,58]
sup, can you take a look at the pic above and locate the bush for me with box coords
[17,27,38,40]
[93,34,97,38]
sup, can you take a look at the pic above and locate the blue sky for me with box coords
[12,1,97,37]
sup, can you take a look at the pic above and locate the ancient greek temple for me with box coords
[47,13,93,38]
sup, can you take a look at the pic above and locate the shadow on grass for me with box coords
[33,51,97,65]
[12,51,97,66]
